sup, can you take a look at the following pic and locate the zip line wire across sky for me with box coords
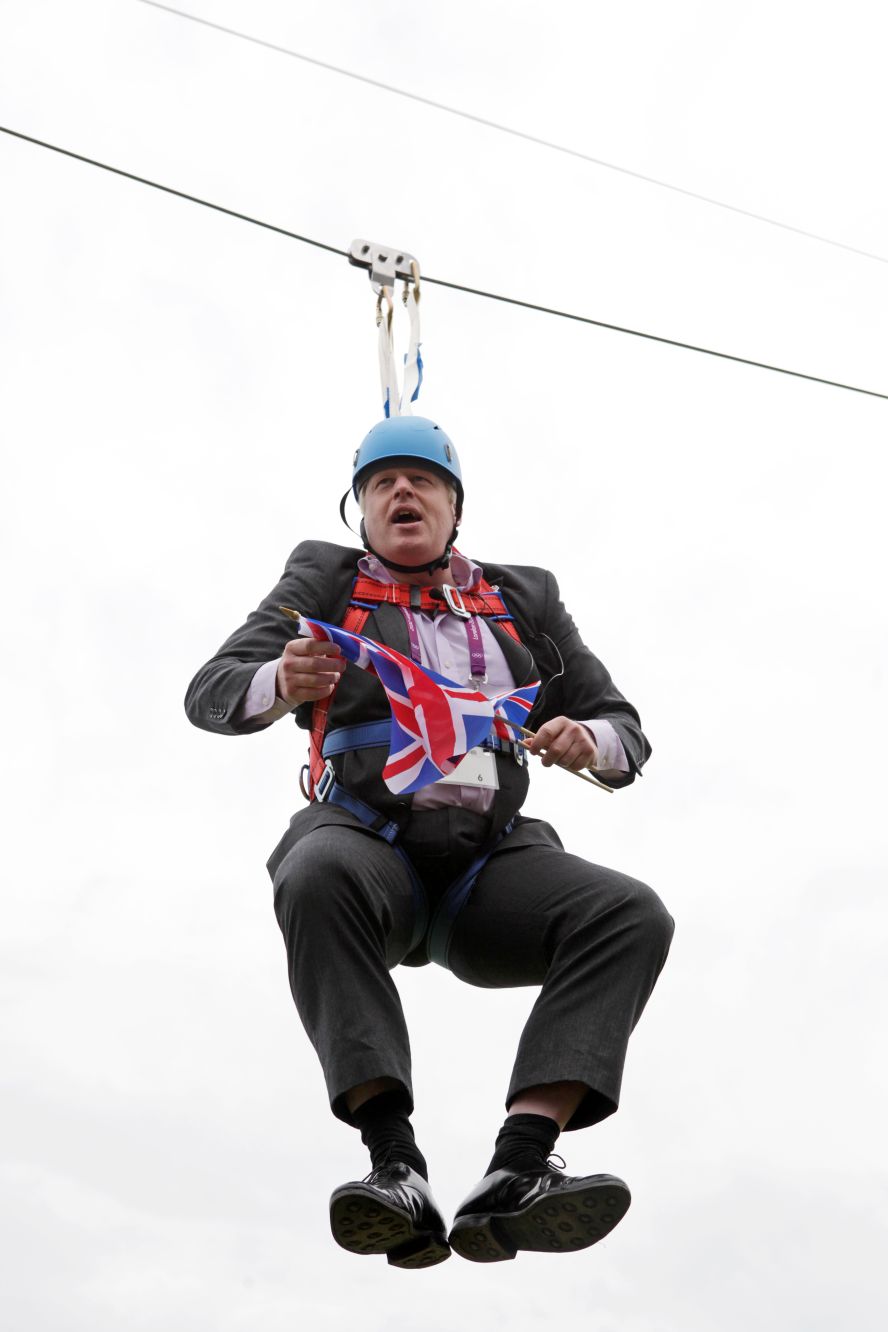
[2,124,886,403]
[137,0,888,269]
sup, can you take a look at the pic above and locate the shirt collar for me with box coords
[358,549,483,591]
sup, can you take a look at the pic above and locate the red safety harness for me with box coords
[306,571,523,798]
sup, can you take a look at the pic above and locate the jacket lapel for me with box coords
[368,602,411,658]
[367,595,538,689]
[487,618,538,689]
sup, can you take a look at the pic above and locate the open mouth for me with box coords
[391,508,422,526]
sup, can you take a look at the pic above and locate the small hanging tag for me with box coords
[438,747,499,789]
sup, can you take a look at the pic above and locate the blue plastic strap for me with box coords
[322,721,391,757]
[318,761,514,966]
[322,779,401,844]
[401,282,422,411]
[411,345,423,402]
[484,734,507,753]
[320,775,427,953]
[323,722,519,760]
[393,844,430,954]
[425,819,515,969]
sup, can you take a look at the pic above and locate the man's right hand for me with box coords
[276,638,348,705]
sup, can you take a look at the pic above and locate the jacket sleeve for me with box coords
[532,569,651,787]
[183,540,356,736]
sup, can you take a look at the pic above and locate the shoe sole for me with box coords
[449,1174,631,1263]
[330,1185,451,1269]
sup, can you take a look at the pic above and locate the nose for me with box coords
[392,474,415,498]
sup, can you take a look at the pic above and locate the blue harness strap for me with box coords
[316,769,429,954]
[322,720,391,756]
[317,720,522,966]
[424,819,514,969]
[322,721,525,762]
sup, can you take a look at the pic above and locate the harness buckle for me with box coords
[315,760,336,803]
[442,584,471,619]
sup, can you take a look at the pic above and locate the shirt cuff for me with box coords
[580,719,630,776]
[238,658,294,724]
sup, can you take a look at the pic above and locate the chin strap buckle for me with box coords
[442,584,471,619]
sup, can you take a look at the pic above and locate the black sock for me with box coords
[351,1090,429,1180]
[485,1113,560,1176]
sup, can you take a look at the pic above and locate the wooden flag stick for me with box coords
[512,725,614,793]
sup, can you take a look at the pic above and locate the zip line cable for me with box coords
[2,124,886,403]
[0,125,346,258]
[137,0,888,269]
[420,274,888,400]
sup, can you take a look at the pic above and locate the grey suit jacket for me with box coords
[185,540,651,869]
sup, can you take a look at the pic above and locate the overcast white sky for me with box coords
[2,1,886,1328]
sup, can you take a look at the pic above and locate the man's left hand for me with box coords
[524,717,598,773]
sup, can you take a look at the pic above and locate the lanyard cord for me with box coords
[402,606,488,683]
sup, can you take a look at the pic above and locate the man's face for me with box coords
[361,464,457,567]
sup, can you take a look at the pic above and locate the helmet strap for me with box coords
[339,489,362,538]
[358,519,459,578]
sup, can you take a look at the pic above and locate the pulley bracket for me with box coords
[348,238,419,290]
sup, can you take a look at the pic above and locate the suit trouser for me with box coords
[271,809,674,1131]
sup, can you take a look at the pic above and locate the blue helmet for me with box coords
[352,416,463,515]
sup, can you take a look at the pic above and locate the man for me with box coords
[185,415,673,1269]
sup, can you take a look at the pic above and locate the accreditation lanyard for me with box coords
[401,606,487,684]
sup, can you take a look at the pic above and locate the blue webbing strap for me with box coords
[323,722,522,760]
[392,845,429,954]
[320,777,400,843]
[320,776,428,954]
[425,818,515,970]
[319,726,521,964]
[322,720,391,756]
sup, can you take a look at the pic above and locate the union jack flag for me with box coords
[290,611,539,795]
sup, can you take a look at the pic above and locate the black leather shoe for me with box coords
[329,1162,450,1269]
[449,1166,631,1262]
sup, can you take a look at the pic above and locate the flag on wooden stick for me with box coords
[280,607,539,795]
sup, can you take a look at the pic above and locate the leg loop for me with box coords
[425,820,514,969]
[317,772,511,968]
